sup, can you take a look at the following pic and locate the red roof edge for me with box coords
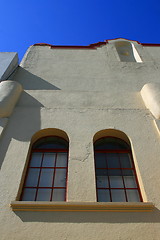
[141,43,160,46]
[33,39,160,49]
[33,42,106,49]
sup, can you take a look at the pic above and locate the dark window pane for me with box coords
[111,189,126,202]
[126,190,140,202]
[95,153,107,168]
[122,169,134,176]
[96,169,108,177]
[30,153,42,167]
[42,153,56,167]
[36,189,51,201]
[95,137,130,150]
[22,188,36,201]
[52,189,65,201]
[107,153,120,168]
[33,137,68,149]
[124,176,137,188]
[25,169,40,187]
[120,153,133,168]
[56,153,68,167]
[97,189,110,202]
[96,176,109,188]
[110,176,124,188]
[54,169,66,187]
[39,169,53,187]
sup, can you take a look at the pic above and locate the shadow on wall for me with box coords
[0,92,43,169]
[14,207,160,223]
[11,67,61,90]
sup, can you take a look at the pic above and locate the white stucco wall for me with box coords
[0,52,18,80]
[1,41,160,239]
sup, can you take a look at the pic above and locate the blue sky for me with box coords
[1,0,160,60]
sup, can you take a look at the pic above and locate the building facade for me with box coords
[0,38,160,239]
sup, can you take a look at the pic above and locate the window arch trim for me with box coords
[94,136,143,203]
[20,135,69,202]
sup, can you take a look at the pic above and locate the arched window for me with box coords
[94,137,142,202]
[21,136,69,201]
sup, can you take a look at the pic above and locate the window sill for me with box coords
[10,201,154,212]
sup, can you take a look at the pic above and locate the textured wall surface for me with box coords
[1,40,160,239]
[0,52,18,80]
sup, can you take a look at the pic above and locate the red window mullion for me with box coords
[96,167,134,170]
[33,149,68,153]
[50,152,58,201]
[34,153,45,201]
[118,152,128,202]
[97,187,139,190]
[105,153,112,202]
[29,166,66,169]
[24,186,66,189]
[95,150,130,153]
[65,152,69,201]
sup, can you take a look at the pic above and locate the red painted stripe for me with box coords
[33,39,160,49]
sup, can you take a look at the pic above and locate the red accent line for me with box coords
[141,43,160,46]
[33,41,106,49]
[33,39,160,49]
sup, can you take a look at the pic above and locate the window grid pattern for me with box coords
[21,148,68,202]
[95,140,142,202]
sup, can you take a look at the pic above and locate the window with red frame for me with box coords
[21,136,68,201]
[94,137,142,202]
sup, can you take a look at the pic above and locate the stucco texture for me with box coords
[1,40,160,239]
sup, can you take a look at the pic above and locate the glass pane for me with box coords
[110,176,124,188]
[54,169,66,187]
[36,189,51,201]
[33,137,68,149]
[30,153,42,167]
[120,153,133,168]
[124,176,137,188]
[111,189,126,202]
[126,190,140,202]
[95,153,107,168]
[108,169,122,176]
[95,137,129,150]
[25,168,40,187]
[107,153,120,168]
[39,169,53,187]
[122,169,134,176]
[96,176,109,188]
[97,189,110,202]
[56,153,68,167]
[22,188,36,201]
[52,189,65,201]
[96,169,108,177]
[42,153,56,167]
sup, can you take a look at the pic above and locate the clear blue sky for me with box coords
[1,0,160,60]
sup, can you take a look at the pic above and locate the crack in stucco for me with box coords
[70,142,91,162]
[81,142,91,162]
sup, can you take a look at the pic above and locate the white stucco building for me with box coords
[0,38,160,239]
